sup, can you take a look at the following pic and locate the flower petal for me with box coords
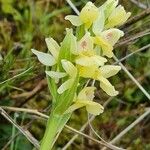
[78,65,97,79]
[65,15,82,26]
[57,78,74,94]
[65,86,104,115]
[105,5,131,28]
[31,49,56,66]
[92,55,107,66]
[101,28,124,46]
[79,2,99,28]
[93,36,113,58]
[85,101,104,115]
[98,76,119,96]
[102,48,114,58]
[78,32,93,51]
[93,8,105,35]
[76,56,92,66]
[61,60,77,77]
[78,87,96,101]
[45,38,60,59]
[76,55,107,67]
[102,0,118,19]
[100,65,121,78]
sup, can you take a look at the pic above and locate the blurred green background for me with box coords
[0,0,150,149]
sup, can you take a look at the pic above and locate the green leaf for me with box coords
[1,0,13,4]
[46,67,57,105]
[2,4,22,21]
[57,29,75,70]
[76,25,85,41]
[54,74,79,115]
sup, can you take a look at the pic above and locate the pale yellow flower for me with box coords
[31,37,60,66]
[93,36,113,58]
[45,37,60,59]
[77,32,94,52]
[101,0,119,19]
[45,71,67,83]
[101,28,124,46]
[92,7,105,35]
[76,55,107,67]
[93,28,124,58]
[78,64,121,96]
[46,59,77,94]
[57,59,77,94]
[92,0,119,35]
[76,32,107,66]
[65,87,104,115]
[105,5,131,28]
[31,49,56,66]
[65,2,99,28]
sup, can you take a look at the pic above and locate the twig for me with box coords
[2,106,123,150]
[0,107,40,149]
[3,105,150,150]
[1,105,50,150]
[1,106,49,119]
[12,79,46,99]
[101,108,150,150]
[16,79,47,107]
[87,114,124,150]
[115,30,150,48]
[65,125,124,150]
[62,115,96,150]
[2,132,20,150]
[110,109,150,144]
[120,8,150,29]
[129,0,147,9]
[66,0,80,15]
[114,44,150,64]
[2,119,36,150]
[113,55,150,100]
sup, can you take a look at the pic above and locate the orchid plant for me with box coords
[31,0,131,149]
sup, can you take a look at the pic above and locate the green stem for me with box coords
[40,114,61,150]
[40,113,71,150]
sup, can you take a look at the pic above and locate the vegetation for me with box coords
[0,0,150,150]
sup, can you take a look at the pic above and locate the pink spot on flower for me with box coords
[81,40,87,49]
[106,32,113,40]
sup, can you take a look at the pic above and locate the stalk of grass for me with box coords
[10,113,18,150]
